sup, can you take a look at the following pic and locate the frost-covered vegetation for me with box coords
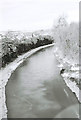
[0,31,54,68]
[52,17,79,65]
[52,17,80,101]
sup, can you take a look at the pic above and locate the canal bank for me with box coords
[53,47,81,103]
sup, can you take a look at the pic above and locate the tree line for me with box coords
[1,32,54,68]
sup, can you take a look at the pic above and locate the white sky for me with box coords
[0,0,80,31]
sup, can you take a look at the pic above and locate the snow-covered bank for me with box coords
[53,47,81,103]
[0,43,54,119]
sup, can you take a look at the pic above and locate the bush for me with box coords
[0,32,54,68]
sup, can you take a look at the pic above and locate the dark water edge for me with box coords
[5,46,79,118]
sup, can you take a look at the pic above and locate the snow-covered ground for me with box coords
[53,47,81,103]
[0,43,54,119]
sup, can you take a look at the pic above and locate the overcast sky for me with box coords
[0,0,79,31]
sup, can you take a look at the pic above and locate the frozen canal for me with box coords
[5,46,79,118]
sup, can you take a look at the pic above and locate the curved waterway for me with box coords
[5,46,79,118]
